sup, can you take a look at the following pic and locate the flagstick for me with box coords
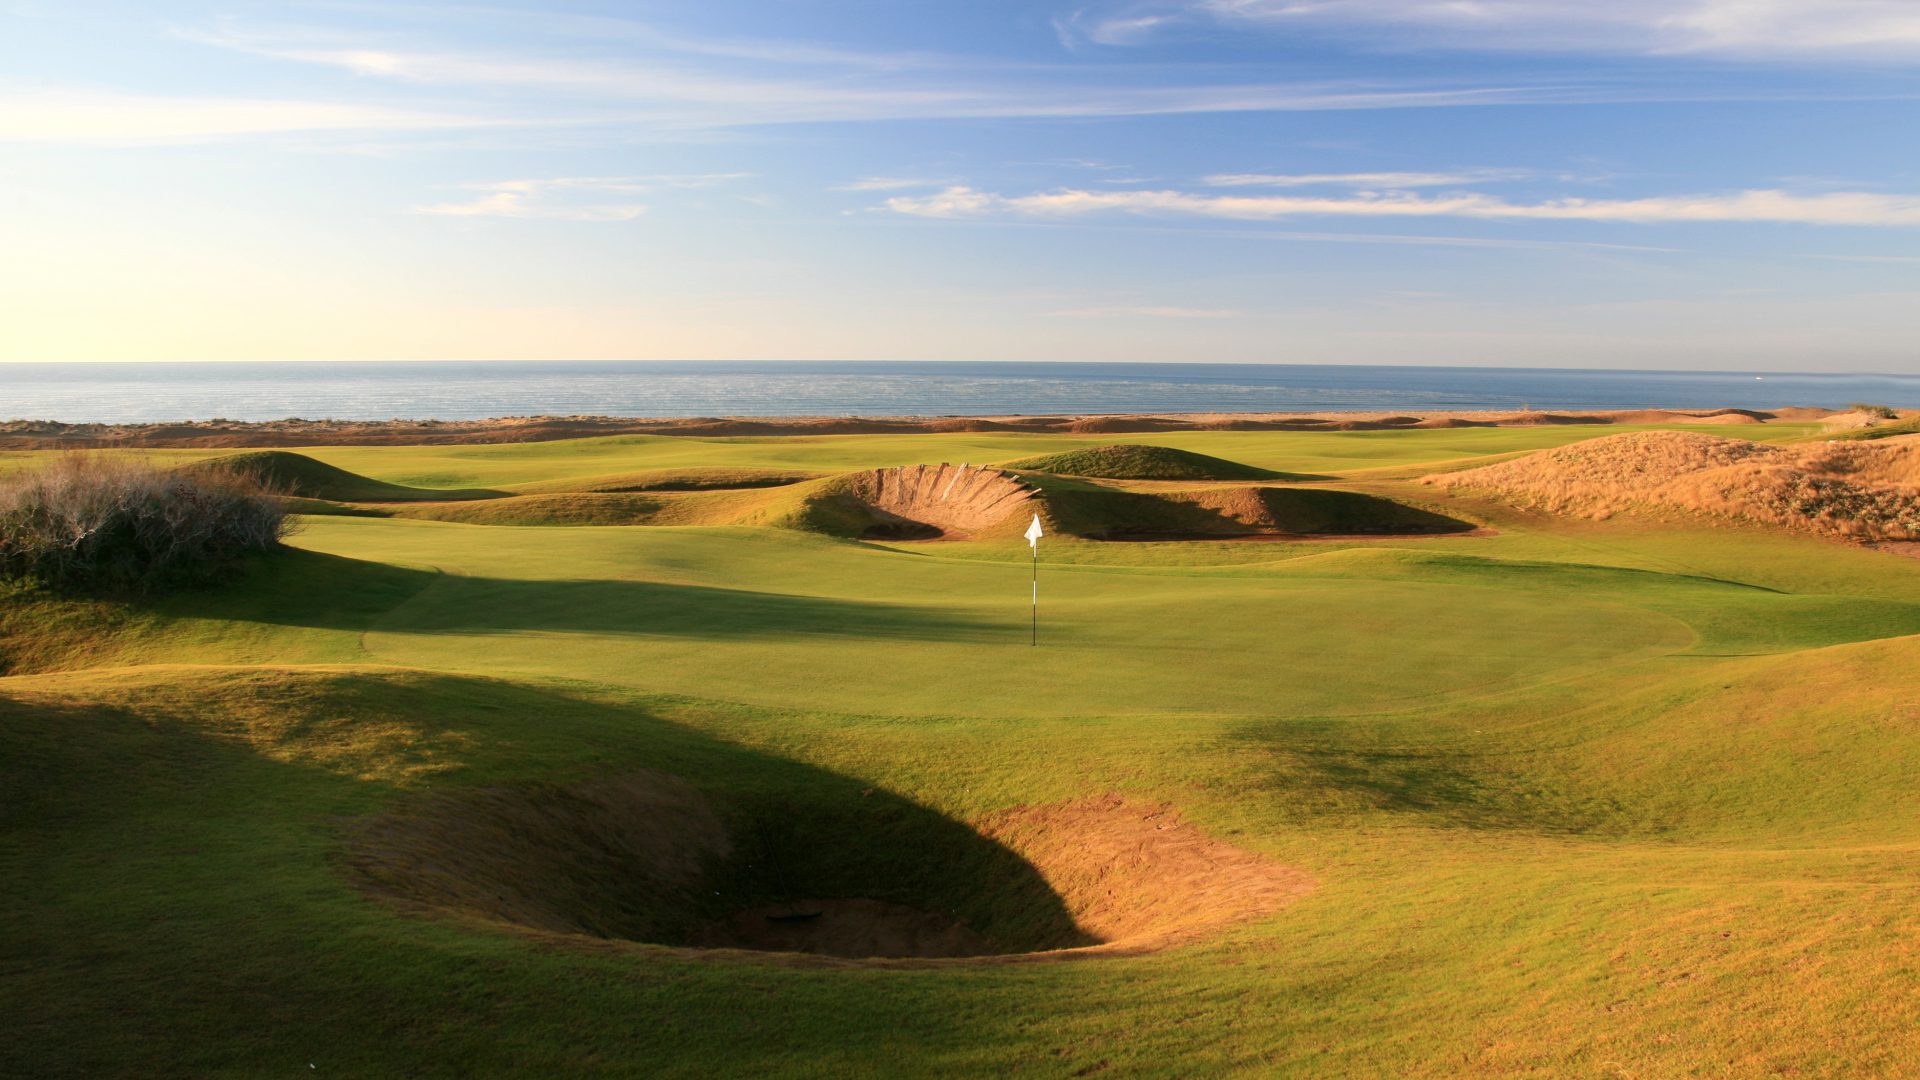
[1024,512,1044,647]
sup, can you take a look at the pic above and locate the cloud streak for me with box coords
[1203,168,1540,188]
[883,185,1920,227]
[0,89,490,145]
[1043,305,1242,318]
[1086,1,1920,60]
[415,174,745,221]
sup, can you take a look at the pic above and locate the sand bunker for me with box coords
[346,776,1312,964]
[838,464,1038,539]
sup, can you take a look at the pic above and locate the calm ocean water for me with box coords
[3,361,1916,424]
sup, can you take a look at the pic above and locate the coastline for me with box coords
[0,405,1883,449]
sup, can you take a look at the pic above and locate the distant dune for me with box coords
[1430,430,1920,540]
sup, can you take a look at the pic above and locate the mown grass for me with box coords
[5,421,1919,1078]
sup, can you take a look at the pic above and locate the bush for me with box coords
[0,455,290,594]
[1847,403,1899,420]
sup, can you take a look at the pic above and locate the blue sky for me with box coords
[4,1,1919,370]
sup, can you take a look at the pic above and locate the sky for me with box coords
[3,1,1919,371]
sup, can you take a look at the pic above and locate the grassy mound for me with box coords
[1034,480,1473,538]
[183,451,502,502]
[389,487,801,527]
[1431,430,1920,540]
[999,444,1278,481]
[1170,486,1477,536]
[511,467,820,496]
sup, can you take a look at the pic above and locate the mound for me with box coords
[1066,416,1183,434]
[513,467,818,496]
[390,486,803,528]
[1431,430,1920,540]
[1032,480,1474,540]
[348,776,1312,962]
[184,451,500,502]
[1682,411,1766,425]
[1000,444,1277,481]
[797,464,1039,539]
[1491,412,1612,426]
[1608,410,1686,425]
[1170,487,1477,537]
[393,493,669,527]
[925,418,1019,433]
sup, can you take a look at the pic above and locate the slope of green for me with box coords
[999,443,1283,480]
[7,423,1920,1079]
[182,450,504,501]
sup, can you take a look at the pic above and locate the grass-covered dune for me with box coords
[182,450,505,502]
[7,420,1920,1077]
[998,443,1284,481]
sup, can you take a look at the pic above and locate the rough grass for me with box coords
[1821,417,1920,442]
[1431,430,1920,540]
[0,454,288,593]
[999,443,1281,480]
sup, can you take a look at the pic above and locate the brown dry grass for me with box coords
[1430,430,1920,540]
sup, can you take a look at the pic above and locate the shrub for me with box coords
[1847,403,1899,420]
[0,455,290,594]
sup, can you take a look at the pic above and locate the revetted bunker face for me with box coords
[345,776,1312,964]
[841,464,1038,539]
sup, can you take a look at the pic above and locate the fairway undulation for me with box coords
[7,425,1920,1077]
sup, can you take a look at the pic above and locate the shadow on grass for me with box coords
[153,548,1001,643]
[0,669,1091,961]
[379,574,1003,642]
[1225,720,1626,835]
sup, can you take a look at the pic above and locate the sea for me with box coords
[3,361,1916,424]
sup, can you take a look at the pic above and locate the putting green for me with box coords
[285,519,1679,717]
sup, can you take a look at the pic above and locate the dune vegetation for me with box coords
[1430,430,1920,539]
[6,421,1920,1077]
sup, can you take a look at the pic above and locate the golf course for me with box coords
[6,417,1920,1077]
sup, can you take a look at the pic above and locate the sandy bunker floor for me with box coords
[346,777,1313,963]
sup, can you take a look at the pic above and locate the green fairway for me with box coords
[7,424,1920,1078]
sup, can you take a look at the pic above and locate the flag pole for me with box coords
[1024,512,1043,647]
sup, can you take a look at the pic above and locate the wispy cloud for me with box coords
[415,174,745,221]
[884,185,1920,227]
[1043,305,1242,318]
[1804,253,1920,264]
[0,88,489,145]
[833,176,958,192]
[1077,1,1920,60]
[178,24,1676,128]
[1203,168,1539,188]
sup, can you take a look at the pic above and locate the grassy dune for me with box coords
[6,423,1920,1077]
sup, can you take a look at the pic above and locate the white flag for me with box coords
[1025,514,1044,550]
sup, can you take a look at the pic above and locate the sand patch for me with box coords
[346,777,1312,964]
[839,464,1038,538]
